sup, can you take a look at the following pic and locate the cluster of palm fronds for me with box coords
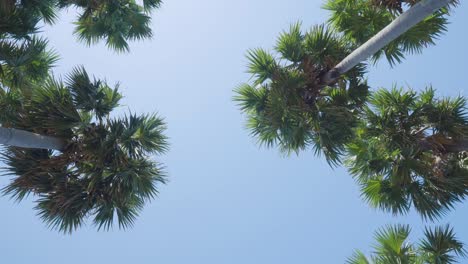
[324,0,449,65]
[347,224,466,263]
[235,23,369,165]
[0,0,161,52]
[0,67,168,233]
[235,2,468,223]
[0,0,168,233]
[347,88,468,220]
[0,37,58,88]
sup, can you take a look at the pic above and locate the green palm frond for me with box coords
[346,87,468,220]
[0,67,169,233]
[373,224,417,263]
[142,0,162,11]
[66,66,122,119]
[108,113,169,158]
[0,0,50,39]
[324,0,449,66]
[346,250,371,264]
[21,0,59,24]
[275,22,304,63]
[235,23,368,165]
[419,225,467,264]
[1,0,162,52]
[0,87,24,125]
[349,225,466,264]
[0,37,59,88]
[72,0,153,52]
[246,48,278,86]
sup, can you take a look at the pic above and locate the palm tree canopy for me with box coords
[0,67,168,233]
[324,0,451,66]
[234,23,369,165]
[0,0,162,52]
[0,37,59,89]
[347,224,466,264]
[346,88,468,220]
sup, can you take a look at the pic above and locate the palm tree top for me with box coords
[346,87,468,220]
[0,66,169,233]
[347,224,466,264]
[235,23,369,165]
[0,0,163,52]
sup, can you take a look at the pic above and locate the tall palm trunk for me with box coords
[420,136,468,153]
[323,0,453,83]
[0,127,65,150]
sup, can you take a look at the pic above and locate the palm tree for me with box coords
[322,0,457,83]
[234,23,468,219]
[0,37,59,89]
[346,88,468,219]
[347,224,466,263]
[60,0,161,52]
[0,66,168,233]
[234,23,369,165]
[324,0,451,66]
[0,0,162,52]
[235,0,459,162]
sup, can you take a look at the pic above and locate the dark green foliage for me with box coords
[69,0,156,52]
[324,0,449,66]
[0,0,57,39]
[0,1,59,89]
[371,0,419,13]
[347,224,466,264]
[346,88,468,220]
[0,67,168,233]
[0,0,162,52]
[420,225,466,263]
[235,23,369,165]
[0,37,59,89]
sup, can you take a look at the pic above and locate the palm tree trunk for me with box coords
[419,137,468,153]
[322,0,453,83]
[444,139,468,152]
[0,127,65,150]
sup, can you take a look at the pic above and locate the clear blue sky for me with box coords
[1,1,467,263]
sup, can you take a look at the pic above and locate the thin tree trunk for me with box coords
[419,137,468,153]
[0,127,65,150]
[322,0,453,83]
[444,139,468,152]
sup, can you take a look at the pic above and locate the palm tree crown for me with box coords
[347,224,466,263]
[0,67,168,233]
[234,23,369,165]
[0,0,162,52]
[346,88,468,220]
[0,37,58,89]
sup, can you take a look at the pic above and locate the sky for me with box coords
[1,1,467,263]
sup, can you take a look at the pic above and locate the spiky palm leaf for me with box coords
[0,37,58,88]
[234,23,369,165]
[419,225,467,263]
[0,0,57,40]
[0,0,162,52]
[348,225,466,264]
[0,67,168,233]
[324,0,449,66]
[346,88,468,220]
